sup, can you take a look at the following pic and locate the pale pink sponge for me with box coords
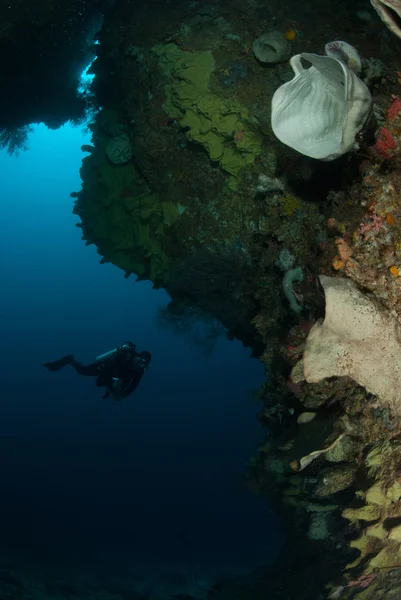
[324,40,362,74]
[303,276,401,414]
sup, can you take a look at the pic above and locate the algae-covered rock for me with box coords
[325,435,358,463]
[365,481,389,507]
[350,534,381,558]
[73,129,182,282]
[308,512,331,540]
[314,465,356,497]
[366,441,392,473]
[389,524,401,541]
[366,522,388,540]
[346,530,386,569]
[386,480,401,502]
[106,134,133,165]
[342,504,381,522]
[368,543,401,569]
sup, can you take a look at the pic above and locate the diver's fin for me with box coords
[43,354,74,371]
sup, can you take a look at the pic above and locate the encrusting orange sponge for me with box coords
[284,28,296,41]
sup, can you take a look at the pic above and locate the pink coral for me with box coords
[359,212,384,239]
[347,573,376,589]
[375,126,397,159]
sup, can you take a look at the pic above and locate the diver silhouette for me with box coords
[43,342,151,401]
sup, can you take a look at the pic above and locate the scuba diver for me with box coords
[43,342,151,401]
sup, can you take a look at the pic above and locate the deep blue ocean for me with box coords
[0,123,281,594]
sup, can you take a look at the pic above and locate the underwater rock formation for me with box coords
[5,0,401,597]
[72,112,184,283]
[68,0,401,593]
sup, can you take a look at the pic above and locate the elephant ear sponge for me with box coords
[303,275,401,415]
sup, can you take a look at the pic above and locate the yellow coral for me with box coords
[332,257,344,271]
[386,212,396,225]
[280,194,301,216]
[365,482,388,506]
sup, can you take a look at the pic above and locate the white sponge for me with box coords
[271,51,372,160]
[303,276,401,414]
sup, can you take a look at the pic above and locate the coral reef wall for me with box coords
[70,0,401,595]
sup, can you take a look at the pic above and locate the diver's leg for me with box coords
[43,356,99,376]
[69,360,100,376]
[43,355,75,372]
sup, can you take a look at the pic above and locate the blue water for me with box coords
[0,123,281,593]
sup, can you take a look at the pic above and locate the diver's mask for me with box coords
[134,352,151,369]
[135,356,147,368]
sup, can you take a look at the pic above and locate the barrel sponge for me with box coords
[252,31,290,64]
[303,275,401,414]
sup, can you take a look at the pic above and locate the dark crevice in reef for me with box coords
[0,0,114,133]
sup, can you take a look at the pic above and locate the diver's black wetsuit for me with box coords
[43,343,151,400]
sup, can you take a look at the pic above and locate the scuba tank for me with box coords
[95,342,135,362]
